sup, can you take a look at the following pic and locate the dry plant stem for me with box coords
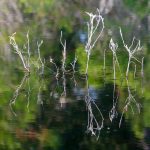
[60,65,67,102]
[103,49,106,70]
[60,31,67,97]
[109,38,122,79]
[9,33,30,72]
[62,72,66,97]
[109,62,122,122]
[37,40,45,75]
[60,31,66,73]
[85,8,104,75]
[85,76,104,138]
[70,54,78,87]
[119,28,143,77]
[70,54,78,74]
[119,79,141,127]
[85,54,90,75]
[141,57,144,77]
[130,61,137,78]
[26,31,31,68]
[126,58,131,77]
[141,57,144,94]
[50,57,59,79]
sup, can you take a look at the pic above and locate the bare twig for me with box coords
[37,40,45,75]
[119,28,143,77]
[109,38,122,79]
[70,54,78,86]
[60,31,66,73]
[70,54,78,74]
[50,57,59,79]
[60,31,67,100]
[85,8,104,74]
[141,57,144,78]
[9,33,30,72]
[26,31,31,69]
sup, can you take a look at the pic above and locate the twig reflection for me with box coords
[119,79,141,127]
[85,76,104,139]
[9,73,29,116]
[70,54,78,87]
[109,80,119,122]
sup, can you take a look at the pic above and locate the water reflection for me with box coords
[119,79,141,128]
[4,66,145,149]
[9,73,29,116]
[84,75,104,138]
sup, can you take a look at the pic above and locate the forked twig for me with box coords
[37,40,45,75]
[9,33,30,72]
[50,57,59,79]
[109,38,122,79]
[85,8,104,74]
[60,31,67,105]
[119,28,143,77]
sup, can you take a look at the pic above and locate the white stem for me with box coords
[126,57,131,77]
[26,31,30,68]
[113,54,116,80]
[85,53,90,74]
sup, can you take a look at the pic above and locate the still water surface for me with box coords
[0,64,148,150]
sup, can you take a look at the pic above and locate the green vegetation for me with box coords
[123,0,150,17]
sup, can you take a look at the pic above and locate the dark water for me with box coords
[0,1,150,150]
